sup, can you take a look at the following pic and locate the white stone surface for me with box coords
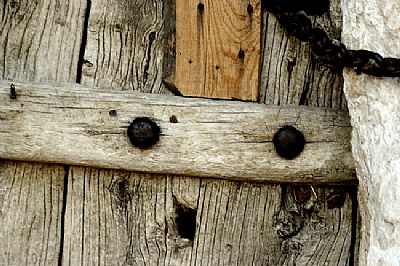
[341,0,400,265]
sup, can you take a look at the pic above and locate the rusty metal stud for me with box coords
[293,186,311,203]
[169,115,178,123]
[273,125,305,159]
[127,117,160,149]
[109,110,117,117]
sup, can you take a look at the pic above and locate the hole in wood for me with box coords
[327,192,346,209]
[238,49,245,59]
[197,2,204,13]
[175,201,197,241]
[247,4,253,14]
[109,109,117,117]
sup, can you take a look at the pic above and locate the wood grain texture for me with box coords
[80,0,166,93]
[0,161,66,265]
[174,0,261,100]
[0,1,85,265]
[63,167,356,265]
[260,0,346,110]
[0,0,87,82]
[0,80,355,183]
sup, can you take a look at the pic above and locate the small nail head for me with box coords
[109,110,118,117]
[170,115,178,123]
[273,125,305,159]
[128,117,160,149]
[10,84,16,99]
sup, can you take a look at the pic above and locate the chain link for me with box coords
[265,4,400,77]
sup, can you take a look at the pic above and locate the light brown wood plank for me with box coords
[260,0,346,110]
[0,0,87,83]
[0,80,354,183]
[80,0,166,93]
[63,168,356,265]
[0,161,66,265]
[175,0,261,100]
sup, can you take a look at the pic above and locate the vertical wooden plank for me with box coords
[62,1,175,264]
[0,1,86,265]
[188,181,356,265]
[0,0,86,82]
[175,0,261,100]
[258,0,359,262]
[63,168,170,265]
[0,161,66,265]
[260,0,346,109]
[62,168,356,265]
[274,186,356,265]
[80,0,165,92]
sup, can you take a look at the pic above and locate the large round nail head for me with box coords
[273,125,305,159]
[128,117,160,149]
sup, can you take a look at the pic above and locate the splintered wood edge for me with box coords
[0,80,356,184]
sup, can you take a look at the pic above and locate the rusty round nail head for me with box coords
[109,110,117,117]
[128,117,160,149]
[273,125,305,159]
[170,115,178,123]
[293,186,311,203]
[10,84,16,99]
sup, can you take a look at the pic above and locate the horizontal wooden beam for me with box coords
[0,80,355,183]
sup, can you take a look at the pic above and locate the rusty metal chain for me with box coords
[264,3,400,77]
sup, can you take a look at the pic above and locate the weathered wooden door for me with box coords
[0,0,359,265]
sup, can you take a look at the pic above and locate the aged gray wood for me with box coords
[0,0,359,264]
[260,0,346,110]
[62,168,356,265]
[80,0,166,93]
[0,0,86,82]
[0,0,86,265]
[0,80,354,183]
[0,161,66,265]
